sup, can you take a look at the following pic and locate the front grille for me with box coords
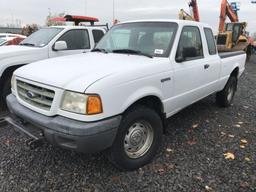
[17,80,55,111]
[217,34,227,45]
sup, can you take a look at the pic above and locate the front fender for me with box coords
[120,86,164,113]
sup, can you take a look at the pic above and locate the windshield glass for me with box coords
[0,39,6,46]
[225,23,233,31]
[20,28,63,47]
[96,22,178,57]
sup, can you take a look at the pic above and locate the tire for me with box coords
[216,76,237,107]
[0,76,11,111]
[106,105,163,171]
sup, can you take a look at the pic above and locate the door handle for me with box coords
[204,64,210,69]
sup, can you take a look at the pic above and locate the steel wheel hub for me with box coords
[124,121,154,159]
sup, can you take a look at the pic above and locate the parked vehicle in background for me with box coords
[253,36,256,53]
[6,36,26,46]
[0,39,7,46]
[6,20,246,170]
[0,23,107,110]
[0,33,26,46]
[0,33,26,41]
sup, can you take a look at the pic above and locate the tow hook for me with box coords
[25,138,45,150]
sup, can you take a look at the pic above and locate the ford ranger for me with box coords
[0,25,107,110]
[6,20,246,170]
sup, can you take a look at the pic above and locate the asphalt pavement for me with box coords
[0,55,255,192]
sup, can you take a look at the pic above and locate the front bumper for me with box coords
[6,94,121,153]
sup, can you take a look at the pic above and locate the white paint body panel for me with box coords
[13,20,246,122]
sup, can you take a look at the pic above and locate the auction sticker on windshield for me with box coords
[154,49,164,55]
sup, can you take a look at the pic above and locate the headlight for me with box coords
[11,75,15,91]
[61,91,103,115]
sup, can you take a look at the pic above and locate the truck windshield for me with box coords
[95,22,178,58]
[20,28,63,47]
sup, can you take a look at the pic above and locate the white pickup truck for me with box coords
[6,20,246,170]
[0,25,107,109]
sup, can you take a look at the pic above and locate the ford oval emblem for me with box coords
[26,91,36,99]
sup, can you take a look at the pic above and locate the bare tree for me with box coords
[21,24,39,36]
[46,12,66,26]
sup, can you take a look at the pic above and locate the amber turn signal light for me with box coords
[86,95,103,115]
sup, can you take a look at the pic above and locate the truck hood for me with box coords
[15,52,157,92]
[0,45,41,60]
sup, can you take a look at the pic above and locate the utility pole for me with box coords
[113,0,115,21]
[48,8,51,16]
[84,0,87,15]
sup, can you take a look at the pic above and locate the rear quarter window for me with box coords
[92,30,105,44]
[204,28,217,55]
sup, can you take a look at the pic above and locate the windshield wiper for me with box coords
[19,43,36,47]
[91,48,108,54]
[112,49,153,58]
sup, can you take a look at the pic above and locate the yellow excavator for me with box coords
[179,0,251,60]
[216,0,251,60]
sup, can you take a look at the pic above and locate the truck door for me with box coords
[49,29,91,58]
[168,26,208,114]
[202,28,221,93]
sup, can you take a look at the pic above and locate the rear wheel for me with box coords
[216,76,237,107]
[107,105,163,171]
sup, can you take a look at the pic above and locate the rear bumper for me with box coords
[6,94,121,153]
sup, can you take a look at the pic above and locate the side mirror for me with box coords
[176,55,185,63]
[53,41,67,51]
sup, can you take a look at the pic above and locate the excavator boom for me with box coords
[189,0,200,22]
[219,0,239,32]
[179,0,200,22]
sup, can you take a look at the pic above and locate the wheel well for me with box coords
[231,67,239,78]
[124,96,167,130]
[0,65,23,90]
[127,96,164,115]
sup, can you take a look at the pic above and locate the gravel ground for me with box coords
[0,55,255,192]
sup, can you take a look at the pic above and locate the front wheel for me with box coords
[106,106,163,171]
[216,76,237,107]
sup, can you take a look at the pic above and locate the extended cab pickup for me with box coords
[6,20,246,170]
[0,25,107,109]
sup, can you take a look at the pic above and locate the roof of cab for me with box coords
[118,19,212,29]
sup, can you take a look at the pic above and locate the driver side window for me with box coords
[57,29,90,50]
[176,26,203,61]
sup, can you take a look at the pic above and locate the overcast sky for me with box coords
[0,0,255,34]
